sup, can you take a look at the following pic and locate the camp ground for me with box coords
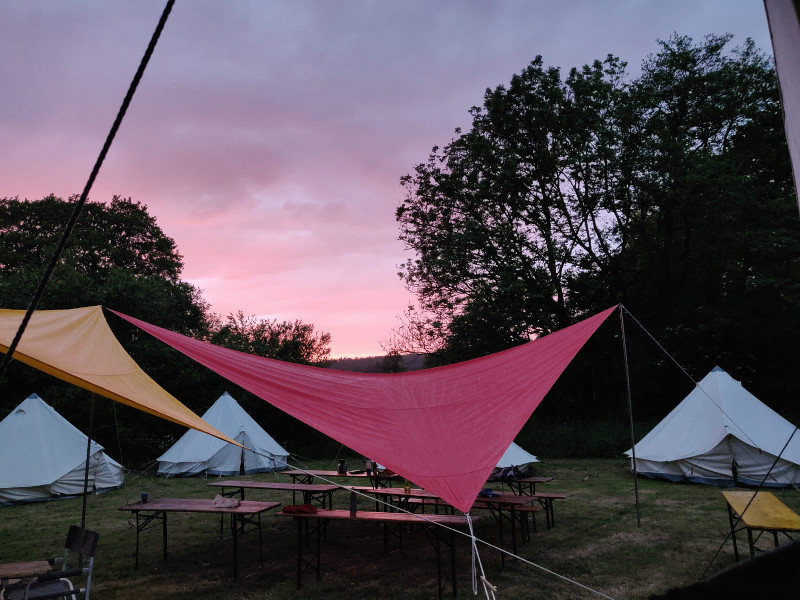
[4,305,800,599]
[2,2,800,599]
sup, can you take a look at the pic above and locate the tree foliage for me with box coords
[395,34,800,417]
[0,194,211,331]
[0,195,334,462]
[211,310,332,366]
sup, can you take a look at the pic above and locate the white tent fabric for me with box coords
[626,367,800,486]
[496,442,538,468]
[158,392,289,477]
[0,394,123,504]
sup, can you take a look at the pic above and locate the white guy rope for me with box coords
[467,513,496,599]
[243,450,616,600]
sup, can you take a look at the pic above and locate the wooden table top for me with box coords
[722,491,800,531]
[0,560,52,580]
[208,480,340,493]
[353,486,535,507]
[119,498,281,515]
[491,476,553,484]
[284,469,402,480]
[277,509,475,525]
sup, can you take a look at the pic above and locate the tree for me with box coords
[211,310,333,366]
[380,350,408,373]
[0,195,218,461]
[0,194,212,330]
[0,194,339,462]
[396,53,633,364]
[395,34,800,419]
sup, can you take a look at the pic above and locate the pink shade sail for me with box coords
[111,305,617,512]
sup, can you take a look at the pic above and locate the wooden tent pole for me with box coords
[619,305,641,527]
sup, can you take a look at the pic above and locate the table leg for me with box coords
[135,512,140,568]
[315,517,321,581]
[232,514,239,578]
[498,505,505,569]
[163,512,168,560]
[435,526,442,600]
[747,527,755,557]
[510,506,518,560]
[727,504,739,561]
[296,517,303,590]
[450,528,457,598]
[258,513,263,569]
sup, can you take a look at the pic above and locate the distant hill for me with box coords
[329,354,426,373]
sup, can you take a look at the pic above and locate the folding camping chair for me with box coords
[1,526,99,600]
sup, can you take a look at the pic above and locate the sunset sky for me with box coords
[0,1,773,357]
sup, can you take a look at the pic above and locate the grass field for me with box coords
[1,458,798,599]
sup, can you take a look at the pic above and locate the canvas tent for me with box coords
[496,442,538,468]
[626,366,800,486]
[158,392,289,477]
[0,393,123,504]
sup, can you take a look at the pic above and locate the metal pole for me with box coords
[81,393,95,529]
[619,306,641,527]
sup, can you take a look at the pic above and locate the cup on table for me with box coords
[141,492,148,503]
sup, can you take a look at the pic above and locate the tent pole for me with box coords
[81,393,95,529]
[619,305,641,527]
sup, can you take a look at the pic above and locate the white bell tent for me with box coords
[626,367,800,486]
[496,442,538,468]
[158,391,289,477]
[0,393,123,504]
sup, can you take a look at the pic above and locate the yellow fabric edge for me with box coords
[1,343,241,449]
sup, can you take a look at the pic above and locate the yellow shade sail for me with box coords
[0,306,236,446]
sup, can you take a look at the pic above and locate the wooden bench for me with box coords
[722,490,800,561]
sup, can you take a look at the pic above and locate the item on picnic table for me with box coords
[212,494,239,508]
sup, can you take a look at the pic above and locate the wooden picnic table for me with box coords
[351,486,538,568]
[277,508,475,600]
[0,560,52,592]
[283,469,403,488]
[208,480,340,509]
[722,490,800,560]
[488,475,553,495]
[119,497,280,577]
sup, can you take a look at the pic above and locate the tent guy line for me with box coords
[0,0,175,382]
[227,447,617,600]
[621,306,787,467]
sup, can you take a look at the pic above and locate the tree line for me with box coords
[0,194,333,463]
[392,34,800,424]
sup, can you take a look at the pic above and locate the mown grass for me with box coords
[1,458,798,599]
